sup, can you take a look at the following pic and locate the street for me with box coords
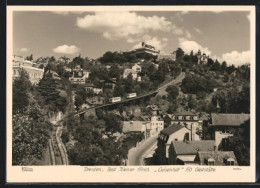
[127,134,158,166]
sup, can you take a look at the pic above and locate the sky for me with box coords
[13,10,251,66]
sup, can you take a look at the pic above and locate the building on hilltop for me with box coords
[157,51,176,61]
[131,42,176,61]
[69,65,90,84]
[197,50,208,65]
[123,68,141,82]
[12,55,44,85]
[147,104,162,116]
[168,140,215,165]
[205,113,250,150]
[155,123,200,165]
[194,151,238,166]
[132,42,160,56]
[132,63,142,73]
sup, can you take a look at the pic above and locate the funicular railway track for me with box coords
[49,124,69,165]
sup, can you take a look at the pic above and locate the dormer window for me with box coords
[175,116,178,120]
[182,116,186,120]
[190,116,194,120]
[226,158,235,166]
[205,158,215,166]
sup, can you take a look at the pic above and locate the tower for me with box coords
[197,50,201,64]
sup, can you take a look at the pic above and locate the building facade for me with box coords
[207,113,250,150]
[168,140,215,165]
[155,124,200,165]
[194,151,238,166]
[197,50,208,65]
[12,55,44,85]
[169,111,199,130]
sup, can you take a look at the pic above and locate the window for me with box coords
[227,161,235,166]
[206,158,215,166]
[182,116,186,120]
[175,116,178,120]
[175,139,178,141]
[226,158,235,166]
[190,116,194,120]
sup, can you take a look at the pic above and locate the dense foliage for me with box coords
[12,71,52,165]
[220,120,250,166]
[65,114,126,165]
[181,74,218,94]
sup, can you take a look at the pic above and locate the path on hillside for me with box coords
[156,72,185,96]
[49,115,69,165]
[127,134,158,166]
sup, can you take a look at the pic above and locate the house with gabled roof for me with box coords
[168,140,215,165]
[168,111,199,130]
[194,151,238,166]
[207,113,250,150]
[155,124,200,165]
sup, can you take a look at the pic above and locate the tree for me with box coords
[124,73,134,93]
[37,73,67,113]
[12,94,52,165]
[48,56,56,63]
[56,63,66,77]
[221,120,250,166]
[44,62,57,73]
[113,83,125,97]
[74,85,87,110]
[104,113,122,134]
[166,85,179,102]
[221,61,227,73]
[108,64,121,79]
[187,95,197,110]
[72,55,84,68]
[13,69,31,114]
[175,48,184,59]
[167,101,178,114]
[25,54,33,61]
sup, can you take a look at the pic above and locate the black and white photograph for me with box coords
[6,5,256,183]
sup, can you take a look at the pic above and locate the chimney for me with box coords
[216,99,220,114]
[191,124,196,141]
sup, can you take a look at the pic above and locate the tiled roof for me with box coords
[173,111,197,116]
[195,151,238,166]
[122,121,146,133]
[140,116,150,121]
[211,113,250,126]
[160,124,184,136]
[123,69,137,75]
[172,140,215,155]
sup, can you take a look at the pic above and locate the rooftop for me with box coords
[123,68,137,75]
[210,113,250,126]
[122,121,146,133]
[172,111,197,116]
[160,124,184,136]
[172,140,215,155]
[195,151,238,166]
